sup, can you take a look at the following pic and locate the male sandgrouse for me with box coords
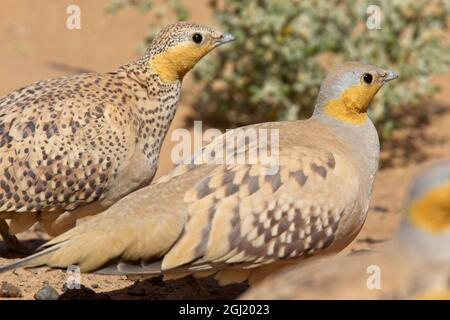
[0,62,398,286]
[240,160,450,299]
[0,21,235,252]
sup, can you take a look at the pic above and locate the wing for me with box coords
[93,122,362,278]
[159,143,359,273]
[0,121,363,278]
[0,73,137,215]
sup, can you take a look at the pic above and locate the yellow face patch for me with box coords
[149,42,216,83]
[409,182,450,233]
[324,83,382,125]
[416,288,450,300]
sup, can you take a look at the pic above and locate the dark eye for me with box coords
[362,73,373,84]
[192,33,203,44]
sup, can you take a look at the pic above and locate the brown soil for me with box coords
[1,0,450,300]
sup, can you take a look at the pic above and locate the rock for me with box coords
[91,283,99,289]
[127,283,146,297]
[146,276,165,287]
[59,285,110,300]
[0,281,23,298]
[34,282,59,300]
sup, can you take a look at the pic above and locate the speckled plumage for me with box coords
[0,21,233,244]
[0,63,398,285]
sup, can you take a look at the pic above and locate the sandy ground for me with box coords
[0,0,450,299]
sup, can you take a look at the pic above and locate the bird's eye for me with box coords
[192,33,203,44]
[362,73,373,85]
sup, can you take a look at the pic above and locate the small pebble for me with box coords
[59,285,110,300]
[0,281,23,298]
[147,277,165,287]
[34,282,60,300]
[127,284,146,297]
[62,283,82,292]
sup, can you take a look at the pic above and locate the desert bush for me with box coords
[109,0,450,137]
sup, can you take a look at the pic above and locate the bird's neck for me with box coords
[312,86,381,177]
[119,61,179,88]
[316,84,381,125]
[313,112,380,183]
[118,62,182,163]
[322,97,369,125]
[146,43,213,83]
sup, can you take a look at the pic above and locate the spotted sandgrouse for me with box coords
[0,62,398,286]
[240,160,450,299]
[0,21,235,252]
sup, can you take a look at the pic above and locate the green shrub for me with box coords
[109,0,450,137]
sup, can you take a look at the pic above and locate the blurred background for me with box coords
[0,0,449,299]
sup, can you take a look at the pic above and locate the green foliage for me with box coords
[106,0,154,14]
[109,0,450,137]
[106,0,189,55]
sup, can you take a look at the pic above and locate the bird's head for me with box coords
[314,62,398,124]
[146,21,235,83]
[397,160,450,264]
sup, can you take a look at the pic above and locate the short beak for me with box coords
[383,69,399,82]
[216,33,236,46]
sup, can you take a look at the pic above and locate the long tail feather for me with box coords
[0,241,68,273]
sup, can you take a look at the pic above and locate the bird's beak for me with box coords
[215,33,236,46]
[383,69,399,82]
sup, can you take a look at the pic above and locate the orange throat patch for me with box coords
[409,182,450,233]
[416,288,450,300]
[324,83,381,124]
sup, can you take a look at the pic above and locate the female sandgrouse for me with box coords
[0,21,235,252]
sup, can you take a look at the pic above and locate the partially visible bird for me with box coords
[0,21,235,252]
[0,62,398,286]
[240,160,450,299]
